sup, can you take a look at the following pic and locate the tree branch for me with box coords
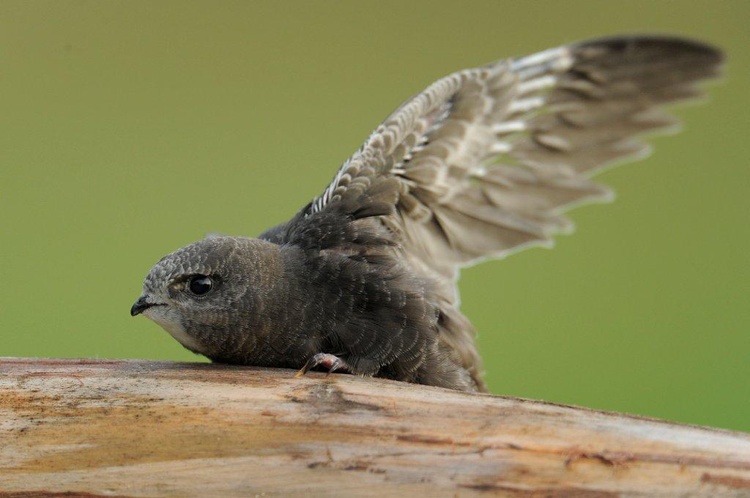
[1,358,748,497]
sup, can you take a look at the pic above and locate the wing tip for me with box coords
[575,33,725,67]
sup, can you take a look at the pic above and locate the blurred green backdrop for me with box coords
[2,1,748,431]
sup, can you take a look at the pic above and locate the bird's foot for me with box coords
[295,353,352,378]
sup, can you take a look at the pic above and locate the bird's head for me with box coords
[130,235,275,354]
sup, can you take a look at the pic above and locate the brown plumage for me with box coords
[132,36,723,392]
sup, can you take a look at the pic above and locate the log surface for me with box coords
[0,358,748,497]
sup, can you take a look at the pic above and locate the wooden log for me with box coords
[0,358,748,497]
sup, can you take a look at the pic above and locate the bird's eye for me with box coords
[188,275,213,296]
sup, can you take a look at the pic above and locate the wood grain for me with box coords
[1,358,748,497]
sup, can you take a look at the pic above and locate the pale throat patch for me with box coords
[144,308,203,353]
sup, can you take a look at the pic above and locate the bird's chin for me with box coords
[143,308,204,354]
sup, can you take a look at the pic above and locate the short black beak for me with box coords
[130,296,153,316]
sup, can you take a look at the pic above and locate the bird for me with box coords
[131,35,723,392]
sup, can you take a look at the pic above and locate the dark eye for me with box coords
[188,275,214,296]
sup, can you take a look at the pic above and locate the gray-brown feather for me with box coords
[138,36,722,393]
[267,36,722,391]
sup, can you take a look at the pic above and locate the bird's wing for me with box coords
[262,35,722,289]
[260,36,722,388]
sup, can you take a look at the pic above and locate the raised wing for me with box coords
[259,36,722,390]
[262,36,722,288]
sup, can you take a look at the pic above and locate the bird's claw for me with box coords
[296,353,351,378]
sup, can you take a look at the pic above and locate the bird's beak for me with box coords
[130,296,154,316]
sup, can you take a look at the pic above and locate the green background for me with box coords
[2,1,748,431]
